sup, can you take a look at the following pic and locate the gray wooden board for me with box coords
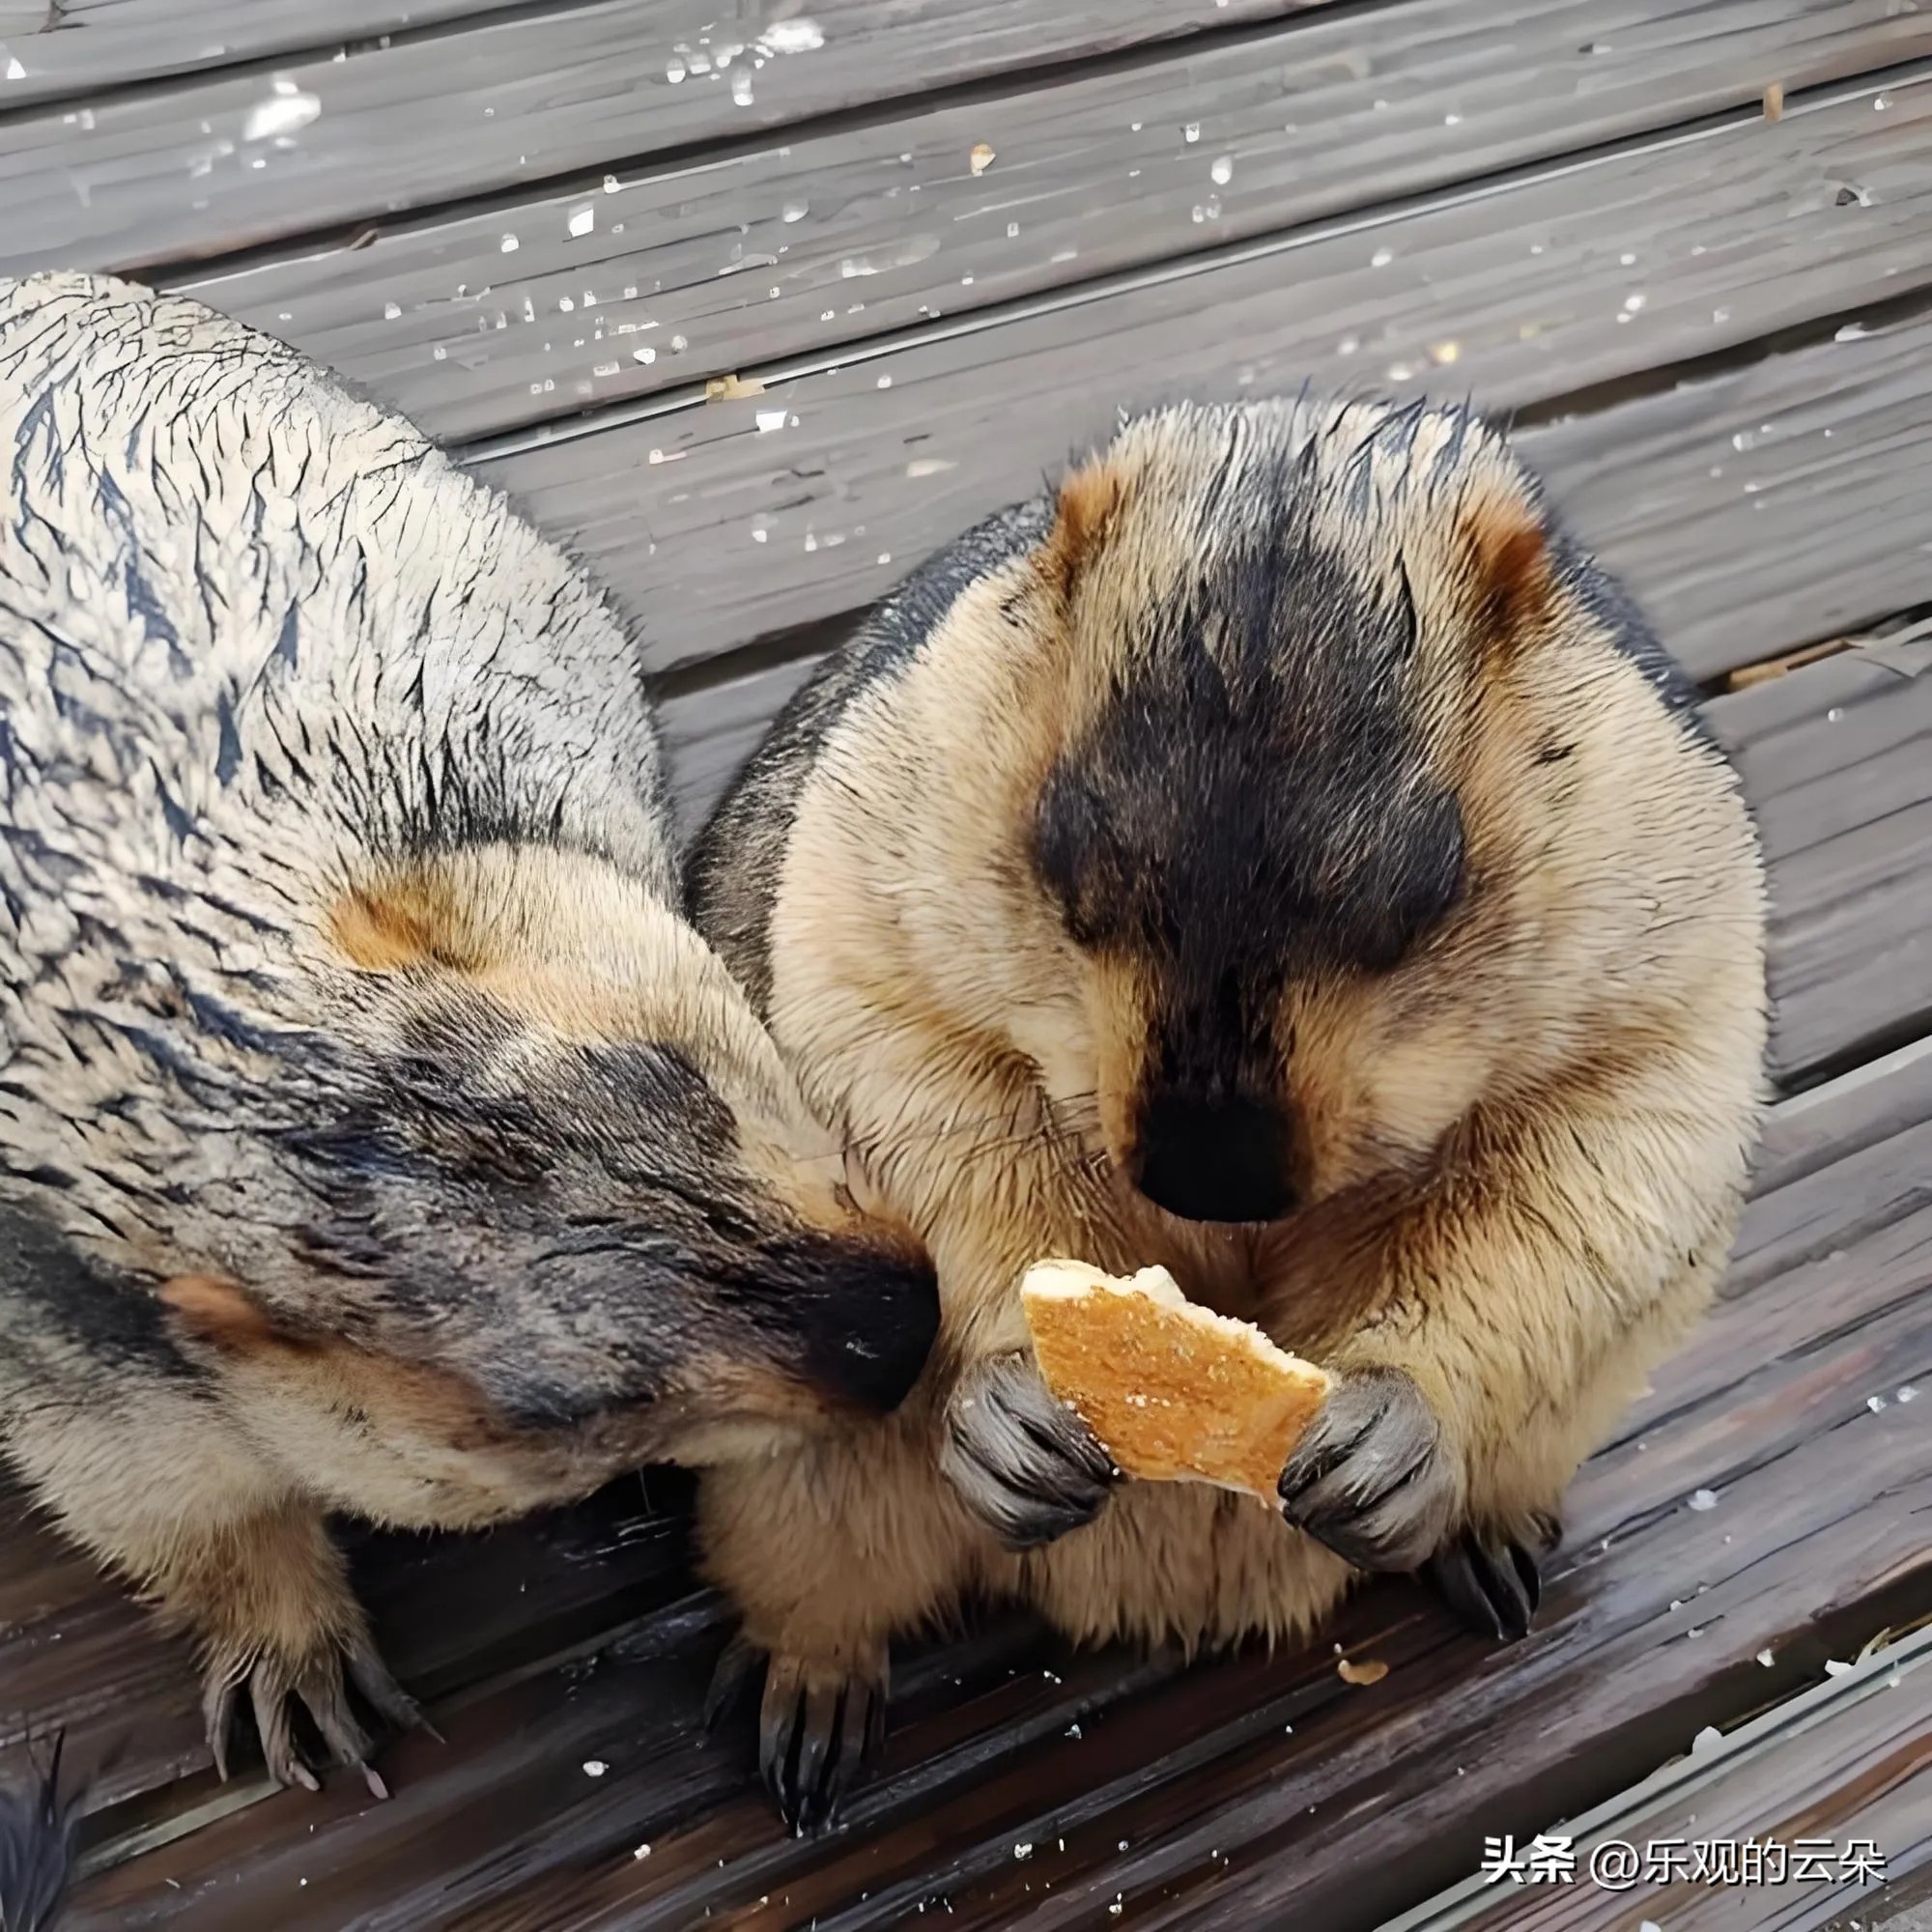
[1425,1646,1930,1932]
[1517,321,1932,686]
[1379,1632,1932,1930]
[0,0,1330,277]
[57,1029,1932,1929]
[159,0,1932,441]
[0,0,499,107]
[659,651,823,841]
[1709,654,1932,1087]
[474,90,1932,684]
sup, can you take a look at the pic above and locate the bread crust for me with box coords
[1021,1262,1330,1501]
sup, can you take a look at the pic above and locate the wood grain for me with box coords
[0,0,1334,278]
[159,0,1932,440]
[1708,649,1932,1086]
[477,94,1932,684]
[1403,1633,1932,1929]
[59,1036,1932,1930]
[0,0,499,107]
[0,1476,696,1812]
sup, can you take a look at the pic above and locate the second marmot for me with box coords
[689,393,1769,1829]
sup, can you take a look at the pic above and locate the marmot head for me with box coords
[271,854,944,1440]
[65,847,941,1452]
[0,268,940,1454]
[991,396,1705,1223]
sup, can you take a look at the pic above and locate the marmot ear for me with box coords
[1037,452,1130,609]
[1458,490,1554,657]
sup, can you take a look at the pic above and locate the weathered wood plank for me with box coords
[0,0,1332,278]
[0,1476,695,1812]
[1708,648,1932,1086]
[1520,323,1932,687]
[162,1,1932,441]
[0,0,497,107]
[661,654,821,842]
[59,1030,1932,1929]
[1393,1629,1932,1930]
[479,88,1932,685]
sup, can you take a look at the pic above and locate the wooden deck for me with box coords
[3,2,1931,1925]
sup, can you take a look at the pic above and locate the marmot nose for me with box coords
[1131,1092,1296,1224]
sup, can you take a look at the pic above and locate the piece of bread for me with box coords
[1019,1260,1332,1503]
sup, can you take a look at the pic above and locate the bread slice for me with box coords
[1019,1260,1332,1503]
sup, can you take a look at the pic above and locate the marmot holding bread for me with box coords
[0,272,939,1797]
[689,392,1768,1831]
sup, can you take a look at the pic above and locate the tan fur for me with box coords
[692,396,1768,1715]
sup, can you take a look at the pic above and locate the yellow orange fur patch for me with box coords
[328,886,442,973]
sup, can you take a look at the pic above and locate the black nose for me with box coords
[1132,1092,1296,1224]
[799,1236,942,1415]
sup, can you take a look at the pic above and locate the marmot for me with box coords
[0,273,939,1798]
[688,394,1769,1829]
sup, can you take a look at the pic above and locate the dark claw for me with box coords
[199,1637,426,1797]
[1278,1368,1455,1573]
[298,1662,377,1778]
[940,1353,1118,1551]
[703,1634,763,1737]
[1425,1528,1548,1642]
[201,1671,240,1784]
[347,1636,437,1745]
[249,1664,321,1793]
[757,1658,886,1834]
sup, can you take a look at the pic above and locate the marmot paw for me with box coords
[745,1645,889,1835]
[202,1628,429,1800]
[1277,1367,1456,1573]
[940,1352,1118,1550]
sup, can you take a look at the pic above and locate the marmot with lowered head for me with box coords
[0,273,939,1797]
[689,393,1768,1830]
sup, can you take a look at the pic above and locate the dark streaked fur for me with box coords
[688,393,1768,1829]
[0,272,937,1799]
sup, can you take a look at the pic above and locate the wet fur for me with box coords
[0,272,938,1793]
[689,394,1768,1825]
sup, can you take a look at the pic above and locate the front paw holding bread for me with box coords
[1277,1367,1456,1572]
